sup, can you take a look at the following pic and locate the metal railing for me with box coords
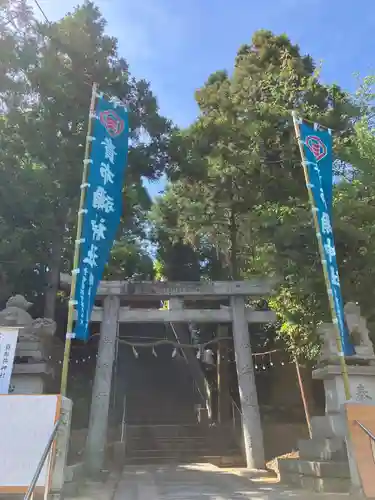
[169,322,209,407]
[120,394,127,446]
[231,398,242,432]
[356,420,375,441]
[24,418,61,500]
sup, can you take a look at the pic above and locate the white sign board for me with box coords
[0,394,60,494]
[0,327,18,394]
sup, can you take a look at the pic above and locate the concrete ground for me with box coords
[73,463,361,500]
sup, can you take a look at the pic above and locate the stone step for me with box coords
[127,446,240,455]
[126,425,235,439]
[298,437,347,461]
[278,458,350,479]
[280,472,351,493]
[127,434,221,441]
[311,414,346,439]
[127,436,237,445]
[112,441,243,467]
[124,454,245,467]
[127,441,238,452]
[126,424,208,436]
[126,447,241,459]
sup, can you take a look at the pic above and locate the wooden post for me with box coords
[294,359,312,438]
[85,295,120,475]
[217,324,231,424]
[231,296,265,469]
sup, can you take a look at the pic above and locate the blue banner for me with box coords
[299,123,333,215]
[74,95,129,341]
[299,122,354,356]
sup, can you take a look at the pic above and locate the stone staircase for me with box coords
[111,324,243,467]
[114,324,203,427]
[278,413,351,493]
[115,424,244,467]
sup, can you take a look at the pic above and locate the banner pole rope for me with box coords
[60,82,98,396]
[292,110,351,401]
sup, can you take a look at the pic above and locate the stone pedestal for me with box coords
[310,364,375,495]
[10,361,52,394]
[10,330,57,394]
[279,366,375,492]
[313,364,375,411]
[279,303,375,493]
[0,295,57,395]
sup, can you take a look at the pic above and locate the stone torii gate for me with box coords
[60,276,276,473]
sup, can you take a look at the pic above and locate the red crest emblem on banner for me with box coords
[99,110,125,138]
[305,135,327,162]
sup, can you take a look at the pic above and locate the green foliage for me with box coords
[104,240,154,280]
[336,75,375,339]
[3,3,375,367]
[152,30,362,361]
[0,1,170,312]
[150,190,203,281]
[153,259,165,281]
[269,287,321,361]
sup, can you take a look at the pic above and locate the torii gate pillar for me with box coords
[85,295,120,475]
[231,296,265,469]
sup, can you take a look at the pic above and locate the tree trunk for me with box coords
[44,234,62,319]
[217,324,231,424]
[0,269,12,305]
[228,197,239,280]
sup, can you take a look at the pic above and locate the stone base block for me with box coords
[298,437,347,461]
[280,472,351,493]
[11,362,52,394]
[16,339,45,359]
[64,462,84,483]
[51,397,73,493]
[62,479,81,497]
[278,458,350,478]
[311,414,346,439]
[10,373,45,394]
[209,454,245,467]
[313,364,375,413]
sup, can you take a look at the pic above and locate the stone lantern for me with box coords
[0,295,57,394]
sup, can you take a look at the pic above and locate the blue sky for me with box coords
[32,0,374,196]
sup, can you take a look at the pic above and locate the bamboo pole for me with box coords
[292,111,351,401]
[60,82,98,396]
[294,359,312,438]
